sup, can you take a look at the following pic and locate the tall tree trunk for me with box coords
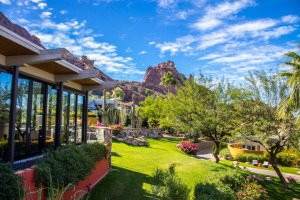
[213,141,220,163]
[271,156,289,190]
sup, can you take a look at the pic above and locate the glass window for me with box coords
[15,78,29,160]
[46,85,56,149]
[0,71,12,161]
[68,94,76,143]
[30,81,44,155]
[76,95,84,144]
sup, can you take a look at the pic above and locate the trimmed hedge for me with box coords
[0,163,25,200]
[236,153,264,163]
[35,142,107,189]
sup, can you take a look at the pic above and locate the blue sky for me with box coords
[0,0,299,82]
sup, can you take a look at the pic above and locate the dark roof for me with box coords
[0,12,45,48]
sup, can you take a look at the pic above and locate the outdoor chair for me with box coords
[263,161,269,168]
[252,160,258,166]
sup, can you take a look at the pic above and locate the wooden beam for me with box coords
[54,69,100,82]
[7,66,19,165]
[82,81,118,91]
[5,48,67,66]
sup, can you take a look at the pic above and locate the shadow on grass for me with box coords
[111,151,122,157]
[89,166,155,200]
[261,179,300,200]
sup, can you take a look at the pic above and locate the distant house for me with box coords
[228,139,265,159]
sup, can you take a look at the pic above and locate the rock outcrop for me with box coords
[109,61,186,103]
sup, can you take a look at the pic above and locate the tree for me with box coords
[160,71,176,93]
[235,99,298,190]
[277,49,300,119]
[139,95,166,128]
[167,79,240,163]
[237,71,298,189]
[112,87,125,101]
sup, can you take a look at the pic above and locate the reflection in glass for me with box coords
[15,78,29,159]
[0,71,12,161]
[30,81,44,155]
[61,91,69,144]
[46,85,56,149]
[76,95,83,144]
[69,94,76,143]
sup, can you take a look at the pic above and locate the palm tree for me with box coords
[277,50,300,119]
[160,71,176,93]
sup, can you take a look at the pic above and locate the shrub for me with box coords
[276,150,298,167]
[35,143,107,190]
[218,173,246,192]
[83,142,107,161]
[237,182,269,200]
[0,163,25,200]
[152,164,190,200]
[194,182,236,200]
[177,141,199,155]
[111,124,123,135]
[220,148,232,160]
[236,153,264,163]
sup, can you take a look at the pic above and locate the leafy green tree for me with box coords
[277,50,300,119]
[139,95,166,128]
[235,99,298,189]
[160,71,176,93]
[236,71,298,189]
[167,79,241,163]
[112,87,125,101]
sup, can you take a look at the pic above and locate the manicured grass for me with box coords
[90,138,300,200]
[221,160,300,175]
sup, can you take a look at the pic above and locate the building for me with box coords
[0,12,114,168]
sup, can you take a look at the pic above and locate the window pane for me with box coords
[30,81,44,155]
[15,78,29,160]
[69,94,76,143]
[0,71,12,161]
[61,91,69,144]
[76,95,83,144]
[46,85,56,149]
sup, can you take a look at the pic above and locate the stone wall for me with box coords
[87,127,112,167]
[121,128,162,138]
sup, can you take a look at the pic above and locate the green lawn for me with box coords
[90,138,300,200]
[221,159,300,175]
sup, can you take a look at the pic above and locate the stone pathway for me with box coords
[243,166,300,182]
[196,148,215,161]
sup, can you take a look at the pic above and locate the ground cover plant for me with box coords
[90,138,300,200]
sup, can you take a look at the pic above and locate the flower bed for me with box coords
[177,141,199,155]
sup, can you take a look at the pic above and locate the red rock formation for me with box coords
[109,61,186,104]
[142,60,185,94]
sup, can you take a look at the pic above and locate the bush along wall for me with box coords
[0,163,25,200]
[35,142,107,191]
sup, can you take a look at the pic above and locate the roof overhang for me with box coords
[0,25,43,56]
[82,81,117,91]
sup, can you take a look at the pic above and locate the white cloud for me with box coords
[60,10,68,14]
[138,51,147,55]
[40,11,52,18]
[0,0,11,4]
[157,0,176,8]
[149,41,156,45]
[37,2,47,9]
[281,15,299,23]
[191,0,255,31]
